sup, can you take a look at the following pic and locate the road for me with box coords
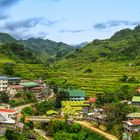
[13,103,34,112]
[13,90,54,112]
[75,121,118,140]
[34,129,48,140]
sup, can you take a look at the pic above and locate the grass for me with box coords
[1,57,139,97]
[0,137,6,140]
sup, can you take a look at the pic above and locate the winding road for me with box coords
[75,121,118,140]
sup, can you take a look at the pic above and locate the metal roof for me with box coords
[0,76,8,80]
[20,82,39,88]
[126,113,140,118]
[67,89,86,97]
[132,96,140,102]
[8,77,22,80]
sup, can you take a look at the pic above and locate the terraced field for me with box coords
[11,60,140,97]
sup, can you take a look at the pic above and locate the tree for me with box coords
[36,100,56,115]
[49,81,58,93]
[116,85,133,101]
[56,90,70,108]
[119,75,128,82]
[5,129,27,140]
[21,106,33,116]
[3,63,15,76]
[0,92,9,103]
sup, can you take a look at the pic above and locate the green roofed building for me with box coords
[131,96,140,106]
[67,89,86,101]
[20,82,39,88]
[126,113,140,119]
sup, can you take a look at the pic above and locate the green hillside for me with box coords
[21,38,74,62]
[0,32,74,63]
[62,25,140,65]
[1,26,140,96]
[0,33,17,43]
[46,25,140,96]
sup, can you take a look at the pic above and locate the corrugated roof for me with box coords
[132,96,140,102]
[129,119,140,125]
[8,77,22,80]
[0,76,8,80]
[67,89,86,97]
[88,97,96,103]
[0,109,17,113]
[20,82,39,88]
[126,113,140,118]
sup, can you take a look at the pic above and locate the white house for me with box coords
[0,76,8,91]
[0,109,17,124]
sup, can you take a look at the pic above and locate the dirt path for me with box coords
[13,90,55,112]
[47,90,54,100]
[13,103,34,111]
[34,129,53,140]
[75,121,118,140]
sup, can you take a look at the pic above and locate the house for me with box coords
[7,85,24,97]
[19,82,40,91]
[131,96,140,106]
[0,109,18,124]
[0,76,8,91]
[67,89,86,101]
[123,119,140,132]
[126,113,140,119]
[8,77,22,85]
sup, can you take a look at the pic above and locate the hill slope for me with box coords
[46,25,140,95]
[0,33,74,63]
[58,25,140,68]
[20,38,74,62]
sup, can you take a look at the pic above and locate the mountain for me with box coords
[21,38,74,60]
[0,42,41,64]
[0,33,74,63]
[74,42,88,48]
[0,33,17,43]
[62,25,140,66]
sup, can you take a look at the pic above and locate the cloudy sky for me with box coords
[0,0,140,44]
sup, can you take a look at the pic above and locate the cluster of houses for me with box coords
[0,76,49,101]
[0,75,50,136]
[1,75,140,139]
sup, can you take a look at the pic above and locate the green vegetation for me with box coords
[56,90,70,108]
[0,137,6,140]
[9,92,36,107]
[0,92,9,103]
[40,121,107,140]
[1,26,140,97]
[5,129,28,140]
[5,129,46,140]
[21,38,74,61]
[36,100,56,115]
[21,100,56,116]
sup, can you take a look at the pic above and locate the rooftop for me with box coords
[88,97,96,103]
[67,89,86,97]
[0,109,17,114]
[20,82,39,88]
[126,113,140,118]
[10,85,24,89]
[8,77,22,80]
[132,96,140,102]
[0,76,8,80]
[126,119,140,126]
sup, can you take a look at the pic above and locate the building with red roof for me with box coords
[88,97,96,103]
[0,108,17,124]
[123,119,140,132]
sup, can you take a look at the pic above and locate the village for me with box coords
[0,75,140,140]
